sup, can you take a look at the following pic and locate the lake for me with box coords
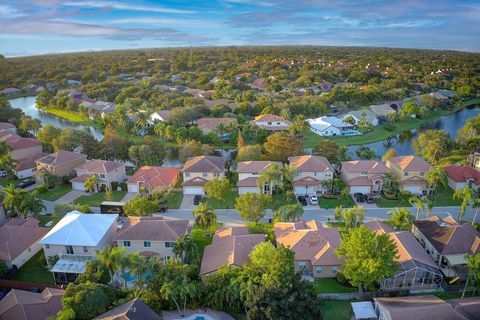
[8,96,104,140]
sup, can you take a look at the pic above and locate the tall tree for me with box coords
[387,207,413,230]
[409,196,425,220]
[204,177,231,207]
[342,205,365,229]
[453,186,475,220]
[425,166,448,194]
[274,203,304,222]
[235,193,270,225]
[463,254,480,298]
[192,203,217,236]
[264,132,303,161]
[84,175,99,193]
[413,129,453,164]
[173,234,200,264]
[257,163,282,194]
[313,140,348,164]
[96,246,124,286]
[382,148,397,162]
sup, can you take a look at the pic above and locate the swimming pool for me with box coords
[124,271,152,282]
[341,130,361,136]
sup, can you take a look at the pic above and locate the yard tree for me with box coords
[96,245,124,285]
[425,166,448,194]
[257,163,282,194]
[274,203,304,222]
[19,191,45,218]
[381,148,397,162]
[236,144,263,161]
[342,205,365,229]
[192,202,217,236]
[409,196,425,220]
[18,115,41,135]
[336,225,398,292]
[334,205,343,221]
[387,208,413,230]
[77,260,110,285]
[264,132,303,161]
[463,254,480,298]
[103,126,130,160]
[313,139,348,164]
[0,155,15,179]
[355,146,377,160]
[84,175,99,193]
[237,130,245,148]
[289,114,310,135]
[0,141,11,156]
[357,113,373,133]
[173,234,200,264]
[235,192,270,224]
[203,266,243,314]
[453,186,475,220]
[471,195,480,226]
[204,177,231,207]
[413,129,453,164]
[424,197,434,219]
[123,195,158,216]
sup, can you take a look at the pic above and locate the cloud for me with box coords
[0,4,27,17]
[108,17,220,28]
[63,1,196,14]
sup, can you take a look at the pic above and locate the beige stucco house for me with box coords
[341,160,392,194]
[36,150,87,178]
[288,155,334,195]
[386,155,431,195]
[236,161,282,195]
[0,131,42,161]
[181,156,225,195]
[71,160,126,191]
[250,114,292,131]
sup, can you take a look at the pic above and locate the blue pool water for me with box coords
[341,130,360,136]
[124,271,152,282]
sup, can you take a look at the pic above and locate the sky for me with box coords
[0,0,479,57]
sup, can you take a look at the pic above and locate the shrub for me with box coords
[336,270,349,286]
[62,176,71,184]
[119,182,127,191]
[37,183,48,193]
[111,181,119,191]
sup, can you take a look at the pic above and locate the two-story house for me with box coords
[341,160,392,194]
[236,161,282,195]
[36,151,87,179]
[444,165,480,193]
[39,211,118,284]
[0,131,43,161]
[181,156,225,195]
[412,216,480,279]
[274,220,343,278]
[197,118,237,135]
[115,217,189,259]
[127,166,180,193]
[71,160,126,191]
[250,114,292,132]
[386,155,431,195]
[288,155,334,195]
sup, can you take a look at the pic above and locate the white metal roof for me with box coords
[39,211,118,247]
[351,301,376,319]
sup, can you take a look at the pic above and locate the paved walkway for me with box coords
[53,190,86,205]
[121,192,137,202]
[180,194,196,209]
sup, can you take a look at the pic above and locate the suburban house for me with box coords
[197,117,237,135]
[200,226,264,276]
[365,220,442,291]
[412,216,480,279]
[444,165,480,192]
[0,131,43,161]
[181,156,225,195]
[237,161,282,195]
[341,160,392,194]
[36,150,87,179]
[468,152,480,170]
[369,104,396,120]
[71,160,126,191]
[127,166,180,193]
[0,288,64,320]
[373,295,478,320]
[203,99,237,111]
[308,116,355,136]
[94,298,161,320]
[148,110,171,124]
[14,152,49,178]
[288,155,334,195]
[80,100,116,119]
[39,211,118,284]
[0,88,21,96]
[116,217,189,259]
[386,155,432,195]
[343,109,379,126]
[0,217,49,269]
[0,122,17,134]
[250,114,292,131]
[275,220,343,278]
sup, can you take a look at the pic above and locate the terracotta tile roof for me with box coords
[127,166,180,190]
[0,218,49,263]
[402,176,427,185]
[182,176,209,186]
[341,160,391,174]
[197,118,237,132]
[75,160,124,174]
[181,156,225,173]
[213,226,249,241]
[374,295,467,320]
[293,176,321,186]
[15,152,49,171]
[448,297,480,320]
[36,151,86,166]
[346,176,373,186]
[389,231,438,268]
[0,122,15,130]
[444,165,480,185]
[70,173,90,183]
[94,298,161,320]
[0,288,64,320]
[236,161,282,173]
[364,220,394,234]
[388,156,431,172]
[275,220,343,266]
[203,99,229,109]
[116,217,188,241]
[0,133,41,151]
[288,155,333,172]
[413,217,480,255]
[253,114,291,123]
[237,176,259,187]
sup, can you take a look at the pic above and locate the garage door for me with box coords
[127,184,139,193]
[294,186,307,195]
[184,186,204,195]
[72,182,85,191]
[350,186,370,194]
[403,185,422,194]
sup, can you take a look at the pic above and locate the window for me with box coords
[295,172,300,177]
[315,266,322,274]
[203,172,208,177]
[325,172,332,177]
[404,172,409,176]
[314,172,318,176]
[298,261,306,269]
[123,241,131,247]
[268,122,272,125]
[99,174,106,179]
[185,172,190,177]
[420,172,425,176]
[165,242,176,248]
[144,241,151,248]
[213,173,219,177]
[66,245,74,254]
[332,267,338,274]
[45,244,50,249]
[83,246,88,253]
[361,172,368,176]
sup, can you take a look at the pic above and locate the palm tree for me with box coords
[192,203,217,237]
[1,183,25,215]
[463,254,480,298]
[281,163,297,193]
[409,196,424,220]
[96,246,124,286]
[19,192,46,218]
[84,175,99,193]
[342,205,365,228]
[471,195,480,226]
[424,198,434,219]
[387,207,413,230]
[453,187,475,220]
[425,166,448,195]
[118,252,136,290]
[0,141,12,156]
[33,168,51,187]
[257,164,282,195]
[173,234,200,264]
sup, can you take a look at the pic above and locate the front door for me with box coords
[66,245,74,254]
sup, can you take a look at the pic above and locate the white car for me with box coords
[308,194,318,205]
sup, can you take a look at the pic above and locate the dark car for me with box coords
[366,195,374,203]
[356,194,365,203]
[193,195,202,205]
[17,179,35,189]
[159,202,168,212]
[353,192,363,199]
[297,195,308,206]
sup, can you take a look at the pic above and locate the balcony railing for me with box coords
[58,252,95,262]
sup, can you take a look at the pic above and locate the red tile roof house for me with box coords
[0,122,17,135]
[412,216,480,279]
[200,226,264,276]
[35,150,87,179]
[386,155,432,195]
[94,298,162,320]
[197,118,237,135]
[250,114,292,132]
[364,220,442,291]
[14,152,49,179]
[444,165,480,193]
[274,220,343,278]
[127,166,180,193]
[0,217,50,269]
[288,155,334,195]
[71,160,126,191]
[341,160,392,195]
[0,131,43,161]
[181,156,225,195]
[236,161,282,195]
[0,287,64,320]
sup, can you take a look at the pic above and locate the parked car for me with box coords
[356,194,365,203]
[297,195,307,206]
[0,171,7,178]
[17,179,35,189]
[159,202,168,212]
[193,195,202,205]
[308,194,318,205]
[366,195,374,203]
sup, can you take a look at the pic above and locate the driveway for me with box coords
[53,190,86,205]
[121,192,137,202]
[180,194,196,209]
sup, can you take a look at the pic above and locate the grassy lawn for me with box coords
[116,128,178,148]
[319,300,355,320]
[73,191,127,207]
[14,251,54,284]
[313,278,357,293]
[375,196,411,208]
[38,107,102,128]
[202,189,238,209]
[246,222,274,241]
[35,184,72,201]
[190,223,222,259]
[319,196,355,209]
[428,186,461,207]
[166,191,183,209]
[270,193,297,209]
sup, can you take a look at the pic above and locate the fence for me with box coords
[0,279,62,291]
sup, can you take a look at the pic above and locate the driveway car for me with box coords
[17,179,35,189]
[297,195,307,206]
[308,194,318,205]
[193,195,202,205]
